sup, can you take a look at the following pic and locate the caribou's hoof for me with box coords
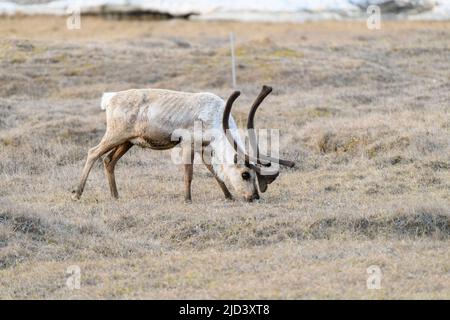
[184,198,192,204]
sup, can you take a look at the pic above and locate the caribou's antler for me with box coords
[222,90,256,166]
[247,86,295,168]
[222,90,281,193]
[247,85,272,166]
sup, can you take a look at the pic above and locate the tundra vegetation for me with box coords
[0,17,449,299]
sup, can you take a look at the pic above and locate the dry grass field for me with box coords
[0,16,449,299]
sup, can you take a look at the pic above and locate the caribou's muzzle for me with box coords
[244,192,260,202]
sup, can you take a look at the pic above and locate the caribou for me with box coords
[71,85,294,202]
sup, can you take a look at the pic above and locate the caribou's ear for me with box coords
[256,171,279,193]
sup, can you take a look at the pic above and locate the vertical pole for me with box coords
[230,32,237,89]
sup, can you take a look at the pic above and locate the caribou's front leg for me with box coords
[182,147,195,202]
[204,163,233,200]
[201,150,233,200]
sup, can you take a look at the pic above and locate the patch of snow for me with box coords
[0,0,449,21]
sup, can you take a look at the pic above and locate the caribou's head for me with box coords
[221,86,295,202]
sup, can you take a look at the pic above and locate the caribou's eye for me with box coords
[241,172,250,180]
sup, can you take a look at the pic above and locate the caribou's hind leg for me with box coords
[103,141,132,199]
[72,134,123,200]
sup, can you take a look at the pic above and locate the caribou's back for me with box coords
[102,89,224,149]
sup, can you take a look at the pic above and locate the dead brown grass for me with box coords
[0,16,449,299]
